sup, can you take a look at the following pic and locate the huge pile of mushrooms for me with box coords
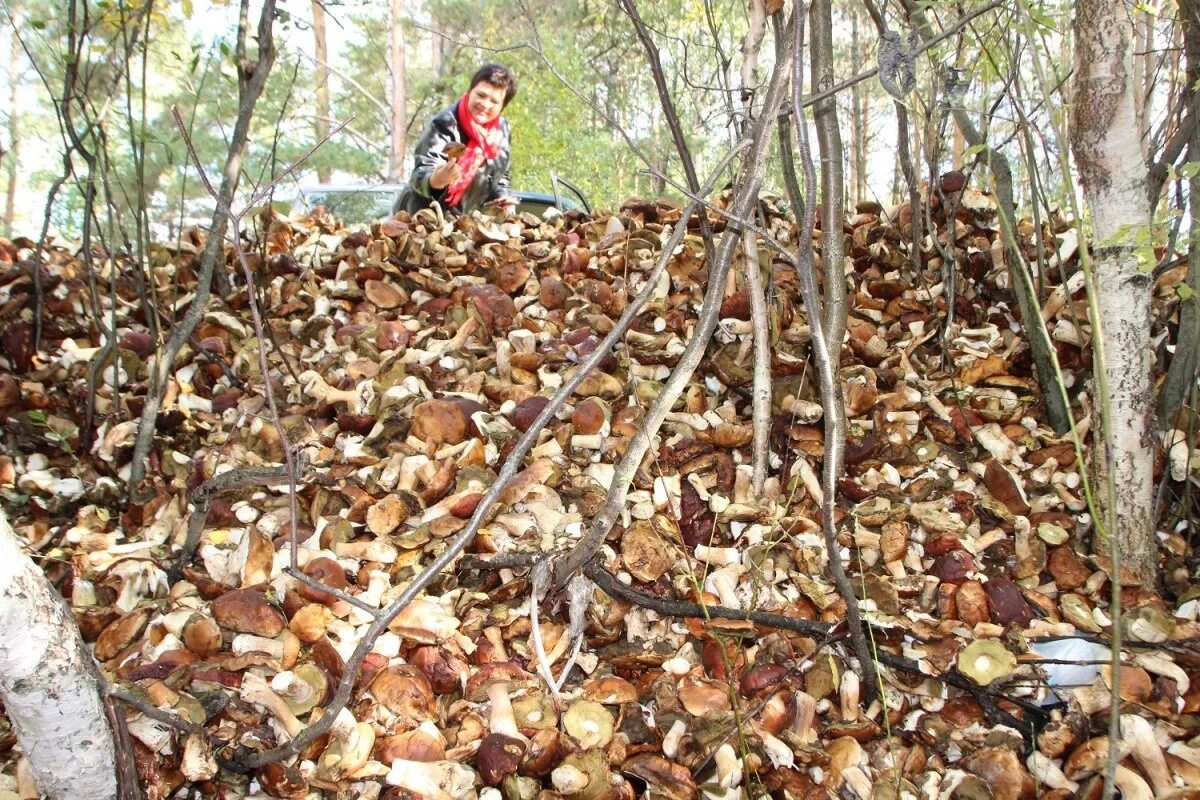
[0,179,1198,800]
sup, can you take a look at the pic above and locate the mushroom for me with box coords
[270,662,330,716]
[477,732,527,786]
[827,736,872,799]
[1026,752,1078,794]
[1112,765,1154,800]
[1120,714,1173,796]
[661,719,687,759]
[240,671,305,739]
[385,759,477,800]
[317,707,376,781]
[377,720,447,763]
[231,631,300,668]
[464,662,532,743]
[582,676,638,706]
[370,665,436,719]
[562,700,615,750]
[840,670,860,721]
[289,603,334,643]
[712,743,742,788]
[299,369,370,413]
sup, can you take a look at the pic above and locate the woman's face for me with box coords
[466,81,506,125]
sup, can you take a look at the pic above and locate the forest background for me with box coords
[0,0,1125,240]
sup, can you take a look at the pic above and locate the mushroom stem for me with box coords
[240,672,305,739]
[1027,752,1079,794]
[483,626,508,661]
[299,370,363,412]
[487,681,521,741]
[1113,764,1154,800]
[1121,714,1174,796]
[385,759,478,800]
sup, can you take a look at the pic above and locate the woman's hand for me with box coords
[429,155,463,190]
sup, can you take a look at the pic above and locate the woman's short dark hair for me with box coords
[469,64,517,107]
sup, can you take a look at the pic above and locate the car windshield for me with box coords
[294,188,396,221]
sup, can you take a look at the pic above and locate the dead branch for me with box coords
[788,0,879,708]
[554,11,796,590]
[128,0,278,498]
[616,0,718,265]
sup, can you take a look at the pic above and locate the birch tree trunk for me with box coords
[4,23,19,235]
[311,0,331,183]
[389,0,408,182]
[1071,0,1157,584]
[0,507,117,800]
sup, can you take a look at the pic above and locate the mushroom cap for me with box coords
[375,724,447,763]
[210,588,286,637]
[463,661,534,702]
[582,676,639,705]
[958,639,1017,686]
[477,733,527,785]
[562,700,615,750]
[371,665,436,718]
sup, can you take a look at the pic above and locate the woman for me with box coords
[393,64,517,216]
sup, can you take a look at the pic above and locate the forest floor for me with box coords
[0,185,1197,800]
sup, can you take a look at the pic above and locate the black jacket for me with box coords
[393,100,512,216]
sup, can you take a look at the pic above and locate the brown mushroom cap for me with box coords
[370,665,436,718]
[297,558,349,606]
[374,726,446,763]
[477,733,527,785]
[521,728,568,777]
[182,613,223,659]
[210,588,286,637]
[582,676,638,705]
[257,762,308,800]
[463,661,534,702]
[95,607,152,662]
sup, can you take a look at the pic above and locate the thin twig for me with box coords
[553,28,795,588]
[789,0,879,708]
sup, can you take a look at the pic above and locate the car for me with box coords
[289,176,590,223]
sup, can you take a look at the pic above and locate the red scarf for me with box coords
[444,95,504,208]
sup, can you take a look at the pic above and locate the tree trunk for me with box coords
[311,0,331,183]
[848,7,865,206]
[810,0,846,350]
[0,507,117,800]
[128,0,277,496]
[4,24,19,235]
[1157,0,1200,426]
[1071,0,1157,585]
[389,0,408,182]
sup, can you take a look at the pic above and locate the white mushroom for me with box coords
[299,370,370,413]
[713,743,743,788]
[386,759,478,800]
[1120,714,1174,796]
[1026,752,1078,794]
[1113,764,1153,800]
[318,707,375,781]
[240,672,304,739]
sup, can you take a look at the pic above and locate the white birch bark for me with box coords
[0,507,117,799]
[1071,0,1157,583]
